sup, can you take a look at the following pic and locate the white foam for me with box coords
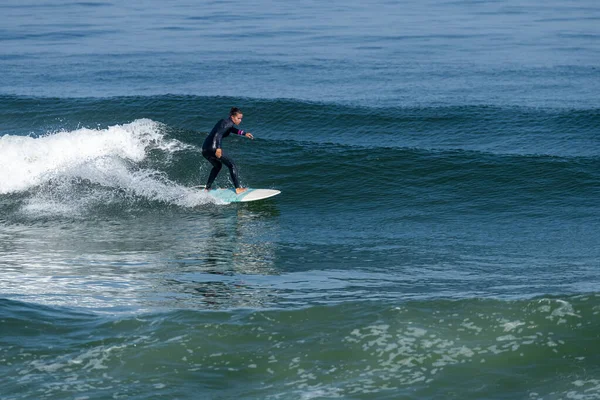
[502,320,525,332]
[1,119,165,193]
[0,119,217,213]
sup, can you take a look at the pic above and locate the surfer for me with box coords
[202,107,254,194]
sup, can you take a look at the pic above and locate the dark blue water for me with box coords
[1,1,600,399]
[2,0,599,106]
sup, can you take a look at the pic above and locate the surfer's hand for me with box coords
[216,148,222,158]
[245,132,254,139]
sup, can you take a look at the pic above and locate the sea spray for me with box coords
[0,119,222,215]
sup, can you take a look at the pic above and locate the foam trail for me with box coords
[1,119,174,193]
[0,119,217,215]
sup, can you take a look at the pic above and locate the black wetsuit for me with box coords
[202,117,247,189]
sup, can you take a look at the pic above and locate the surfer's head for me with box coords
[230,107,243,125]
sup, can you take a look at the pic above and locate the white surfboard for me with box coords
[206,188,281,203]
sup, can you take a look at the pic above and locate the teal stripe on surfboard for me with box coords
[205,188,281,203]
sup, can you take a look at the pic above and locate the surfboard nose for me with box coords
[205,188,281,203]
[239,189,281,202]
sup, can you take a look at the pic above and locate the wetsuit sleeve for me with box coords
[229,127,246,136]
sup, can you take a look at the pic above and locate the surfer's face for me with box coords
[231,113,243,125]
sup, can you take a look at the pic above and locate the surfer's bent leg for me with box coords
[219,154,241,189]
[203,151,222,189]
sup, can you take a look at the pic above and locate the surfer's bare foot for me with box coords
[235,188,247,195]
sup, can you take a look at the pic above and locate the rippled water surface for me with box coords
[1,0,600,398]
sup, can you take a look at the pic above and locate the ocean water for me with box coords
[1,0,599,399]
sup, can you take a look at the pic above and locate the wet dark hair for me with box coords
[230,107,242,116]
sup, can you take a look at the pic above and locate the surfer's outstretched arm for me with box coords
[230,126,254,140]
